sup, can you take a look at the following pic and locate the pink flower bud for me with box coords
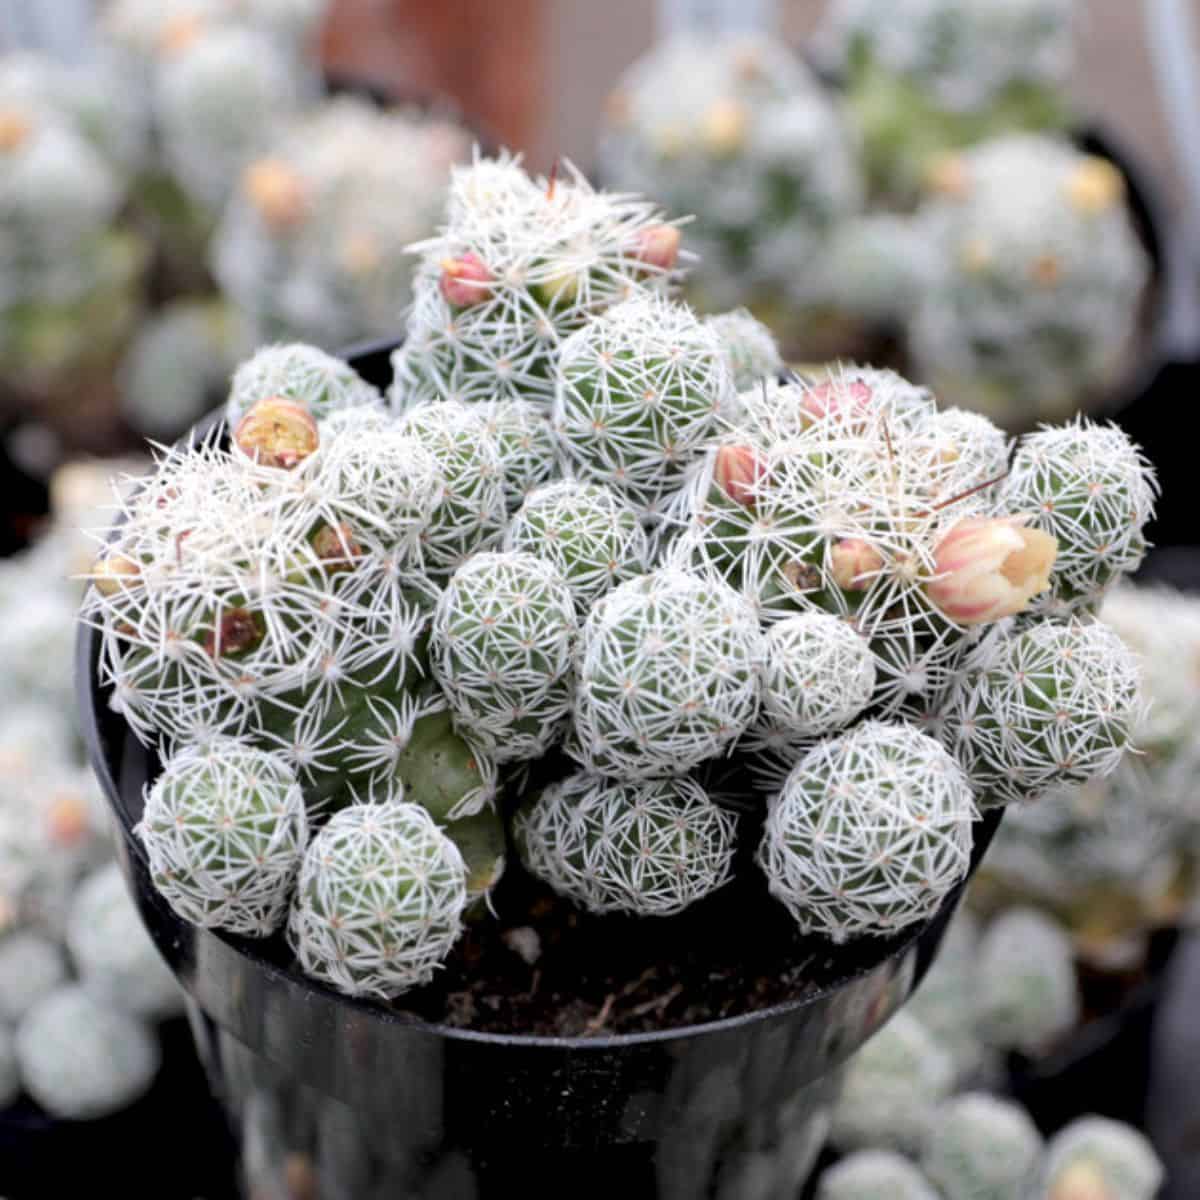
[632,224,681,272]
[801,378,873,423]
[714,443,766,508]
[830,538,884,591]
[439,252,493,307]
[926,516,1057,626]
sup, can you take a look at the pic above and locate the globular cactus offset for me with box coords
[571,566,763,780]
[554,292,734,515]
[14,983,160,1120]
[910,137,1149,427]
[1039,1117,1163,1200]
[816,1151,940,1200]
[920,1092,1044,1200]
[504,479,650,614]
[482,398,561,513]
[759,721,976,942]
[704,308,783,394]
[430,551,577,763]
[941,619,1143,807]
[398,399,508,578]
[829,1010,956,1156]
[998,419,1158,608]
[515,771,737,917]
[136,741,309,936]
[225,340,382,426]
[818,0,1076,203]
[287,798,467,999]
[974,906,1080,1056]
[598,33,862,314]
[393,151,682,411]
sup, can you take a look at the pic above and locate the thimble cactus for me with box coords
[515,771,737,917]
[760,720,976,941]
[482,399,561,513]
[998,419,1158,608]
[398,400,508,578]
[137,741,309,936]
[0,930,68,1023]
[15,984,160,1120]
[920,1092,1044,1200]
[974,906,1080,1056]
[705,308,783,393]
[554,293,734,513]
[757,612,877,739]
[571,566,763,780]
[910,137,1149,427]
[941,618,1143,807]
[66,862,184,1019]
[598,32,863,312]
[430,551,577,763]
[817,1151,940,1200]
[504,479,650,613]
[819,0,1076,203]
[287,799,467,999]
[1039,1117,1164,1200]
[154,24,309,214]
[225,341,382,426]
[393,152,682,411]
[830,1010,956,1155]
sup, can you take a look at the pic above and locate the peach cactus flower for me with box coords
[927,516,1057,626]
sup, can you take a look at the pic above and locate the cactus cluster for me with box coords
[909,136,1151,427]
[860,901,1082,1103]
[823,931,1161,1196]
[0,57,145,390]
[598,32,863,316]
[2,491,184,1122]
[212,95,471,347]
[82,153,1155,1009]
[818,0,1076,203]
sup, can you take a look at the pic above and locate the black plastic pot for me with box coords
[77,341,1004,1199]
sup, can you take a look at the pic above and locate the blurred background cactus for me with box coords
[1,460,192,1129]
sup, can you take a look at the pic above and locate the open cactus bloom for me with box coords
[925,516,1057,626]
[80,153,1157,1013]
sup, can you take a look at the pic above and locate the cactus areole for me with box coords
[74,149,1157,1191]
